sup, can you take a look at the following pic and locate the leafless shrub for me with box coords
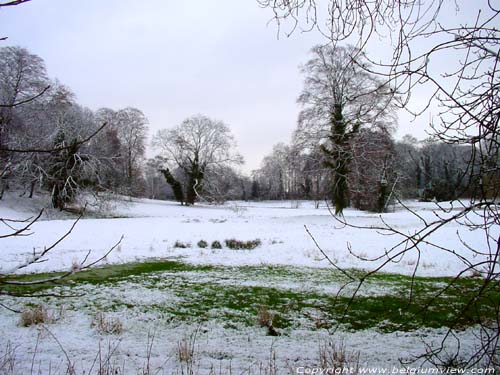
[258,341,279,375]
[174,240,191,249]
[177,328,200,375]
[211,240,223,249]
[86,339,124,375]
[228,202,247,216]
[258,305,274,328]
[0,342,16,375]
[197,240,208,248]
[19,304,62,327]
[91,312,123,335]
[318,340,360,374]
[225,238,261,250]
[257,306,280,336]
[177,339,195,364]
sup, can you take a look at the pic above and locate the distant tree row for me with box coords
[250,44,482,212]
[250,133,476,209]
[1,45,485,212]
[0,46,247,209]
[0,46,148,209]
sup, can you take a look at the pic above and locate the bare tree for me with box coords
[0,46,50,194]
[115,107,148,195]
[0,46,49,126]
[92,107,148,196]
[349,128,396,212]
[296,44,396,214]
[152,114,243,205]
[0,1,32,8]
[260,0,500,367]
[0,4,120,311]
[253,142,307,200]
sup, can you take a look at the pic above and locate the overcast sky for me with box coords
[1,0,449,172]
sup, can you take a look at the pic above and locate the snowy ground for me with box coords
[0,193,495,374]
[0,193,491,277]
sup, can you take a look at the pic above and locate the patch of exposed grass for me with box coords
[0,259,214,295]
[118,273,498,332]
[3,260,498,333]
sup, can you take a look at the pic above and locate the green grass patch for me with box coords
[0,259,214,294]
[2,260,498,333]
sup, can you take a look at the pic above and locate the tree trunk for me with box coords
[159,168,184,205]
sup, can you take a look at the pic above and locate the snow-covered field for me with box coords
[0,194,494,374]
[0,194,490,277]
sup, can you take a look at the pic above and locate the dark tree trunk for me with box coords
[321,103,358,215]
[159,168,184,205]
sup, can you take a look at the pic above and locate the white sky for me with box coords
[1,0,457,173]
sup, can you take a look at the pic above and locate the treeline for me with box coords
[0,46,149,209]
[0,45,487,212]
[0,46,248,209]
[250,44,487,212]
[250,133,478,209]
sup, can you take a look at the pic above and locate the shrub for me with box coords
[319,341,360,372]
[257,305,273,328]
[211,240,222,249]
[177,339,194,363]
[174,240,191,249]
[91,312,123,335]
[225,238,262,250]
[257,305,280,336]
[197,240,208,248]
[0,341,16,374]
[19,304,60,327]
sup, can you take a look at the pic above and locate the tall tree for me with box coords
[92,107,148,195]
[0,46,50,194]
[259,0,500,366]
[0,46,49,119]
[115,107,148,195]
[152,114,243,205]
[297,44,395,214]
[349,128,396,212]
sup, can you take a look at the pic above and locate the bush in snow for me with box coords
[211,240,222,249]
[19,304,61,327]
[319,340,360,372]
[197,240,208,248]
[91,312,123,335]
[174,240,191,249]
[225,238,262,250]
[257,305,280,336]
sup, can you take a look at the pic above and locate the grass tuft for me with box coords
[91,312,123,335]
[319,340,360,372]
[19,304,61,327]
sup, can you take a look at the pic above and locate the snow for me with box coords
[0,193,494,373]
[0,193,493,277]
[0,303,483,374]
